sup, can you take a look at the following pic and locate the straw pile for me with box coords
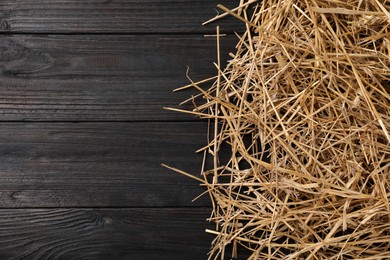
[166,0,390,258]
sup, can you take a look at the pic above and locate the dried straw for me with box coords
[166,0,390,258]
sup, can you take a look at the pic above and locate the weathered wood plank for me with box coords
[0,208,212,259]
[0,0,242,33]
[0,34,236,121]
[0,122,210,207]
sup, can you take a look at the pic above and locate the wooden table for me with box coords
[0,1,240,259]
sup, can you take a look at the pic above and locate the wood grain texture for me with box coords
[0,122,210,207]
[0,34,236,121]
[0,208,212,260]
[0,0,242,33]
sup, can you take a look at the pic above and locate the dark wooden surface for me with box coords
[0,208,212,260]
[0,34,235,121]
[0,0,240,33]
[0,122,209,207]
[0,0,241,259]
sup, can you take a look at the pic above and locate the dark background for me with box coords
[0,1,240,259]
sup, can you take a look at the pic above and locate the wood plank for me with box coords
[0,208,213,259]
[0,0,242,33]
[0,34,236,121]
[0,122,210,207]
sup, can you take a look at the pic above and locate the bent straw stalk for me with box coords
[168,0,390,259]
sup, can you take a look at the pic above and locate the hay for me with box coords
[166,0,390,258]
